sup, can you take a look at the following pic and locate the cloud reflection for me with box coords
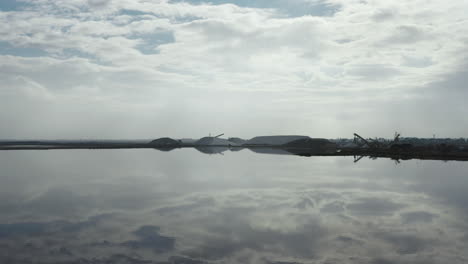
[0,151,468,263]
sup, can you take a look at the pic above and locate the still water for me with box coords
[0,149,468,264]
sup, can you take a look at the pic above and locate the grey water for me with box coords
[1,149,468,264]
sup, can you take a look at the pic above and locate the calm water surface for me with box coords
[1,149,468,263]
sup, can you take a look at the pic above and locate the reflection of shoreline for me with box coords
[1,148,468,264]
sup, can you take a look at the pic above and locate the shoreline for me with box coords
[2,143,468,162]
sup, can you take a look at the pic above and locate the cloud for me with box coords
[320,200,345,213]
[0,222,48,238]
[376,232,433,255]
[0,0,468,138]
[347,197,406,216]
[88,0,111,8]
[383,25,428,44]
[347,64,401,81]
[170,0,341,17]
[400,211,438,224]
[122,225,176,252]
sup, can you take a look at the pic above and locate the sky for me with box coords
[0,0,467,139]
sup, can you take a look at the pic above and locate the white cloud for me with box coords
[1,0,467,138]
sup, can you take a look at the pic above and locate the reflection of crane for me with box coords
[354,155,364,163]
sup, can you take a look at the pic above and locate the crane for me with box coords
[393,132,401,143]
[353,133,371,147]
[353,133,382,148]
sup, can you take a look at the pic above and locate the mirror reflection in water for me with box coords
[0,149,467,263]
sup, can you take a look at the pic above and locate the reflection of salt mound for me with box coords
[153,147,177,152]
[196,137,239,146]
[248,148,294,155]
[284,138,335,148]
[244,135,309,146]
[195,146,229,154]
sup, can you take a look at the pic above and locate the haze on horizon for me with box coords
[1,0,467,140]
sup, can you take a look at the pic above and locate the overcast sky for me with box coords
[1,0,467,139]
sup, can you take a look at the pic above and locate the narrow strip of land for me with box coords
[1,137,467,162]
